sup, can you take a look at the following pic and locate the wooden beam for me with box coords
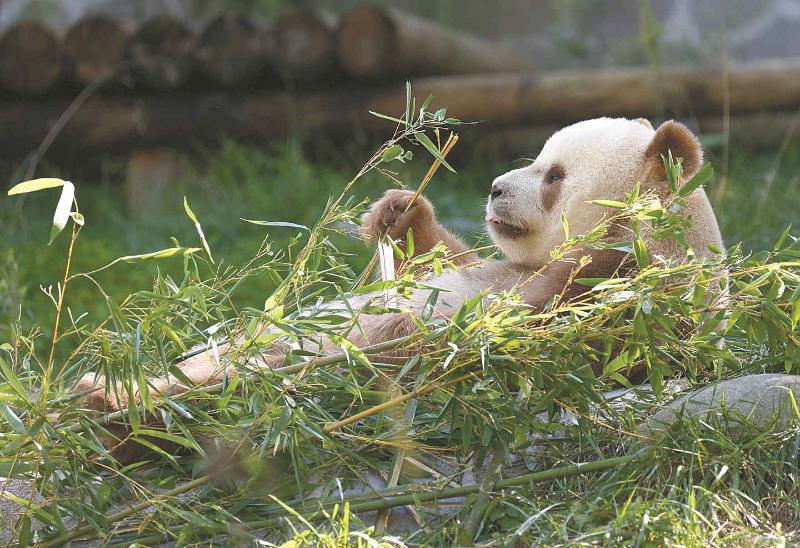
[274,8,338,81]
[1,58,798,157]
[337,6,534,80]
[194,12,271,88]
[65,15,132,86]
[0,21,64,95]
[125,16,195,90]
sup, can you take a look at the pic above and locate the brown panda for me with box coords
[73,117,724,460]
[356,117,723,341]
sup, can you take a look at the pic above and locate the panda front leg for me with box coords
[361,189,476,269]
[70,339,292,462]
[73,338,291,412]
[70,316,420,462]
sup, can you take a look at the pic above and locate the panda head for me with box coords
[486,117,704,265]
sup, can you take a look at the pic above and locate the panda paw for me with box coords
[360,189,435,244]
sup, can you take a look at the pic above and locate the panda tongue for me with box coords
[485,214,500,223]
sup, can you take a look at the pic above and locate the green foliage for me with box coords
[1,94,800,544]
[638,0,663,68]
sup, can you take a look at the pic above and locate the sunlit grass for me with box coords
[1,115,800,545]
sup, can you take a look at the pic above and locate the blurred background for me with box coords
[1,0,799,340]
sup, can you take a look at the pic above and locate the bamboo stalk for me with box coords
[322,372,476,433]
[230,454,639,532]
[60,332,421,434]
[33,473,214,548]
[457,443,507,545]
[36,368,480,547]
[56,454,639,547]
[359,130,460,286]
[406,132,459,212]
[374,387,419,534]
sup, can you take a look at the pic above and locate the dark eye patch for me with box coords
[546,165,565,184]
[541,164,565,210]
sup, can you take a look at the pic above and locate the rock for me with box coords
[0,479,43,544]
[643,374,800,434]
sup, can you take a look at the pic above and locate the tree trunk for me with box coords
[274,8,338,81]
[336,6,534,80]
[194,12,272,88]
[0,21,63,95]
[125,16,195,90]
[65,15,132,86]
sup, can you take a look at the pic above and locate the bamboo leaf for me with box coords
[413,132,456,173]
[49,181,75,245]
[422,289,440,322]
[381,145,404,163]
[242,219,310,231]
[119,247,201,263]
[7,177,65,195]
[368,111,406,125]
[677,163,714,199]
[184,196,214,264]
[77,247,201,278]
[0,403,26,434]
[0,355,30,403]
[588,199,628,209]
[405,81,412,126]
[406,227,415,257]
[134,428,200,451]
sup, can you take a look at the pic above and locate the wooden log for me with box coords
[125,16,195,90]
[274,8,337,81]
[0,21,64,95]
[64,15,132,86]
[337,6,534,80]
[361,60,800,128]
[194,12,270,88]
[1,58,798,156]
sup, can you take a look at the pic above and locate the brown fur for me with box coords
[360,189,475,269]
[515,220,634,309]
[644,121,703,180]
[540,165,565,211]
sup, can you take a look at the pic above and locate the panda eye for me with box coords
[546,165,565,184]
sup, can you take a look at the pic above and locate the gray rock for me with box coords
[644,374,800,434]
[0,479,43,544]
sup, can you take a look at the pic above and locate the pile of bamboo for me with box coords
[0,6,533,95]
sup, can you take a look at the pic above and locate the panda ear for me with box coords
[645,121,703,178]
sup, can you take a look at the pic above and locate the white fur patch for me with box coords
[487,117,657,264]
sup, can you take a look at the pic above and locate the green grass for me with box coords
[3,138,798,341]
[0,140,497,346]
[2,132,800,546]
